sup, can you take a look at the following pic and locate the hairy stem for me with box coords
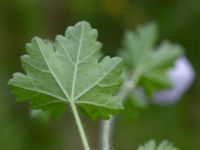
[101,117,116,150]
[101,71,141,150]
[70,102,90,150]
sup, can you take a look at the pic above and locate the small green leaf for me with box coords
[138,140,179,150]
[120,23,183,96]
[9,21,124,119]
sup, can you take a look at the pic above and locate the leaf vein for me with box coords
[71,23,85,100]
[36,39,70,100]
[74,60,120,101]
[12,84,67,102]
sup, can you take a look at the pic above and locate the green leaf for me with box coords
[8,21,124,119]
[120,22,183,96]
[137,140,179,150]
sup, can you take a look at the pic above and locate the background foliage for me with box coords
[0,0,200,150]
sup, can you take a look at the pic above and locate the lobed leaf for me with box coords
[9,21,124,119]
[120,23,183,96]
[137,140,179,150]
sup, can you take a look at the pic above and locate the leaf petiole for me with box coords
[70,102,91,150]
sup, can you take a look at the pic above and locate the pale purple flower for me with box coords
[153,57,195,105]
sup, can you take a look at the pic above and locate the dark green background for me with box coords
[0,0,200,149]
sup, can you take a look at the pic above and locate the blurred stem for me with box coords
[70,102,90,150]
[101,70,141,150]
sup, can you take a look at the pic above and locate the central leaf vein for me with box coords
[71,23,85,101]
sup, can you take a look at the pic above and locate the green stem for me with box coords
[70,102,90,150]
[101,70,141,150]
[101,117,115,150]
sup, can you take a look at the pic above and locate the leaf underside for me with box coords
[9,21,124,119]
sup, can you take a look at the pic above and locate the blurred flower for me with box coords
[153,57,195,105]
